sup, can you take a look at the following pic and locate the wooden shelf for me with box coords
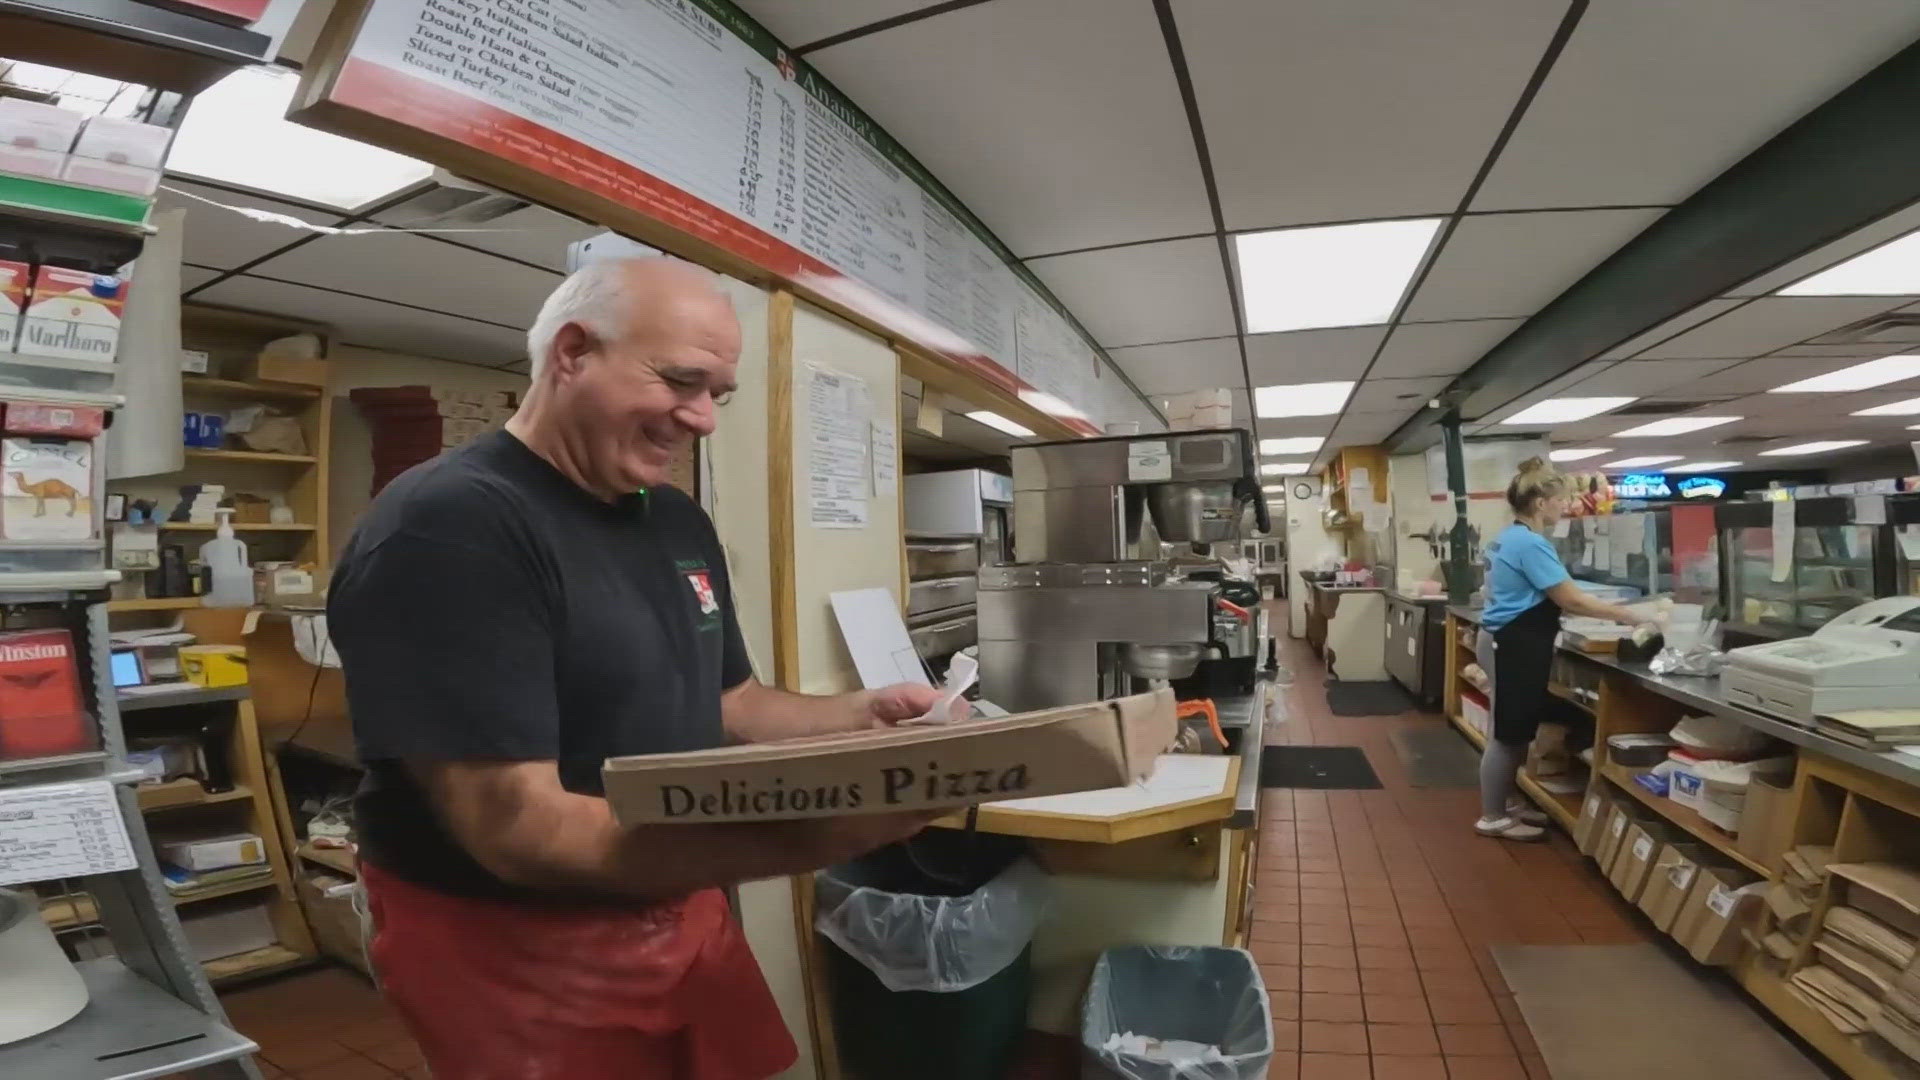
[1549,683,1596,712]
[184,448,318,465]
[1448,708,1487,751]
[1519,771,1583,831]
[107,596,202,612]
[296,842,357,877]
[180,376,322,402]
[1599,761,1768,876]
[159,522,316,532]
[169,873,278,906]
[205,944,309,985]
[40,893,99,932]
[136,779,253,811]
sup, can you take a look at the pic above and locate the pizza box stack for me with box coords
[347,386,518,496]
[603,689,1176,825]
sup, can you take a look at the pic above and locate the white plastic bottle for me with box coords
[199,508,255,608]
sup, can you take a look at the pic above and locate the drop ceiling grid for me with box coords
[1107,337,1245,396]
[1470,0,1920,210]
[1629,295,1920,360]
[801,0,1214,258]
[1025,237,1237,349]
[1396,208,1666,322]
[158,178,350,270]
[191,275,532,369]
[238,230,561,329]
[729,0,941,52]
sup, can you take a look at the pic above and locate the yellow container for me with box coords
[178,645,248,687]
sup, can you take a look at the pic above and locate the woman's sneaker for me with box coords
[1475,815,1546,841]
[1506,800,1549,827]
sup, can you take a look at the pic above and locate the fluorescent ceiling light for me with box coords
[1260,436,1325,455]
[1852,397,1920,417]
[167,65,434,211]
[1500,398,1637,425]
[1759,440,1868,456]
[1262,484,1286,493]
[1602,455,1683,468]
[1235,218,1442,333]
[965,411,1034,437]
[1548,448,1610,462]
[1253,381,1353,418]
[1671,461,1741,472]
[1612,416,1739,437]
[1261,461,1311,476]
[1779,230,1920,296]
[1769,354,1920,393]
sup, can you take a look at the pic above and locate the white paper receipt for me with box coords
[1126,440,1171,482]
[0,780,137,887]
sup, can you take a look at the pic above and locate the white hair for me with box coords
[523,257,723,380]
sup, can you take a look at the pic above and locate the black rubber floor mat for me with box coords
[1388,725,1482,788]
[1260,746,1382,790]
[1326,680,1414,716]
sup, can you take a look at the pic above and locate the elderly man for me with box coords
[328,257,940,1079]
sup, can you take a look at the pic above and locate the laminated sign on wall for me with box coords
[806,362,869,528]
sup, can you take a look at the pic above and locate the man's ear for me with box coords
[549,322,596,379]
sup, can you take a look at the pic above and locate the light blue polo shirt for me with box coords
[1482,522,1570,631]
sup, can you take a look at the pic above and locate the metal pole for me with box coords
[1441,412,1472,605]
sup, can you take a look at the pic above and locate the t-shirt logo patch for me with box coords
[685,570,719,615]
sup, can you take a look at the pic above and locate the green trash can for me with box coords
[815,832,1047,1080]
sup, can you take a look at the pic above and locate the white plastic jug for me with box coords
[199,508,255,608]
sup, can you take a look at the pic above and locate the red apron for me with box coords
[361,861,798,1080]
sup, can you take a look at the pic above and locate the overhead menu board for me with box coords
[298,0,1145,434]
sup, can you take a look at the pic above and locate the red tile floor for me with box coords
[192,617,1651,1080]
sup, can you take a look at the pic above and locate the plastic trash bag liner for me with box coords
[815,831,1047,993]
[1082,945,1272,1080]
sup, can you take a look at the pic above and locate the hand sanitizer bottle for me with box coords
[199,508,254,608]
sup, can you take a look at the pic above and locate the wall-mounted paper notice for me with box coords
[1854,494,1887,526]
[1771,497,1794,583]
[871,418,898,498]
[1551,518,1571,538]
[806,362,870,529]
[0,780,137,887]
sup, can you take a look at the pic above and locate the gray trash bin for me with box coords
[1082,945,1272,1079]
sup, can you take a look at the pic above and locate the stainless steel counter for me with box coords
[1228,672,1273,829]
[1444,605,1920,791]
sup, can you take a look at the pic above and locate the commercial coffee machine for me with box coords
[977,428,1269,712]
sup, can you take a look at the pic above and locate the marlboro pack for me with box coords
[0,259,25,353]
[20,266,128,363]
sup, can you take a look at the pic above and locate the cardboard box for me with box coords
[20,265,127,362]
[159,832,265,871]
[179,898,277,962]
[1638,842,1708,933]
[1673,864,1763,965]
[1574,789,1613,856]
[1594,800,1647,872]
[0,99,83,152]
[180,644,248,687]
[603,688,1175,825]
[71,115,171,169]
[246,352,328,387]
[1735,770,1794,868]
[298,870,369,974]
[1609,820,1671,903]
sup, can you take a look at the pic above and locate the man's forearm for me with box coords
[722,679,871,742]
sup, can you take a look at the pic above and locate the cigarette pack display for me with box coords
[0,259,25,353]
[4,403,105,438]
[0,628,94,760]
[1,437,93,541]
[0,144,63,180]
[0,99,84,152]
[70,115,172,169]
[604,689,1175,824]
[59,155,160,197]
[19,265,127,363]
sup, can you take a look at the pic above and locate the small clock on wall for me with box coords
[1290,479,1322,500]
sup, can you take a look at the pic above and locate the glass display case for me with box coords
[1719,497,1886,637]
[1893,493,1920,600]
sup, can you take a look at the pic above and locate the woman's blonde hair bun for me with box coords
[1507,456,1566,514]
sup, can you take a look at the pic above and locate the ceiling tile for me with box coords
[1472,0,1920,210]
[191,275,529,367]
[1107,337,1242,395]
[730,0,931,49]
[1370,318,1524,378]
[1696,356,1864,394]
[1329,411,1408,446]
[180,265,221,292]
[1243,325,1388,384]
[1176,0,1565,231]
[377,203,596,274]
[156,178,344,269]
[1026,237,1234,348]
[807,0,1213,256]
[1346,376,1448,413]
[1635,296,1914,359]
[1257,414,1338,438]
[1726,201,1920,298]
[240,230,560,328]
[1566,358,1744,396]
[1401,208,1665,321]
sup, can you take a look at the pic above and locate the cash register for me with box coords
[1721,597,1920,723]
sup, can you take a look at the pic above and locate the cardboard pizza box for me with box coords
[603,688,1175,825]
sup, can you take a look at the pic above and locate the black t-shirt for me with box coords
[328,429,752,899]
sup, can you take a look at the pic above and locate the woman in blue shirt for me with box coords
[1474,459,1639,841]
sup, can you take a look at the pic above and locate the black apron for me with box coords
[1490,595,1580,744]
